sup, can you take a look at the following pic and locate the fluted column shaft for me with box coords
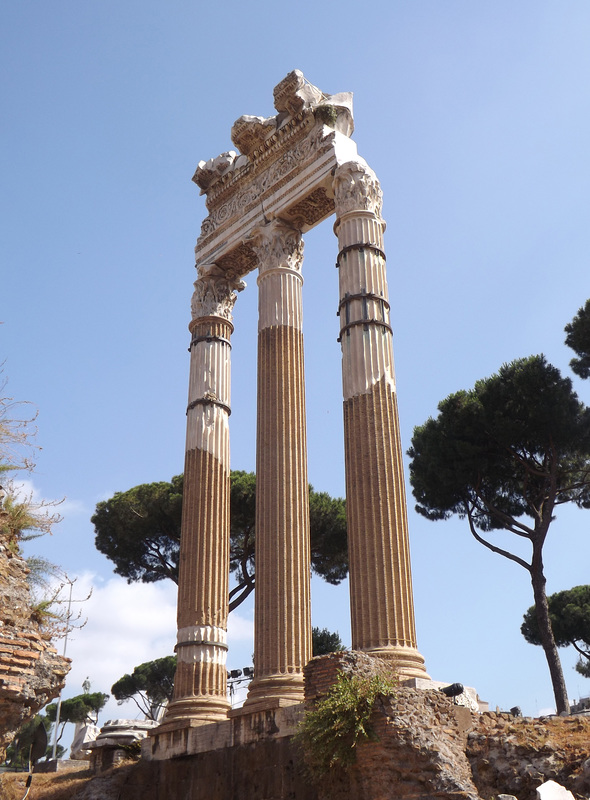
[245,220,311,706]
[163,275,241,725]
[333,161,428,679]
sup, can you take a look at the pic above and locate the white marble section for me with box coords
[176,643,228,666]
[185,405,230,462]
[335,207,395,400]
[177,624,228,645]
[340,328,396,401]
[257,268,304,331]
[176,624,228,666]
[537,781,576,800]
[185,339,231,459]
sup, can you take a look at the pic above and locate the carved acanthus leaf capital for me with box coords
[333,161,383,219]
[191,275,244,321]
[248,220,304,274]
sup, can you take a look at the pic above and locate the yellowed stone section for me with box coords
[244,221,311,707]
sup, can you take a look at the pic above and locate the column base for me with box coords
[363,645,431,681]
[157,695,230,732]
[243,671,305,709]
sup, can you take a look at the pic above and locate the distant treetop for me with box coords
[565,298,590,379]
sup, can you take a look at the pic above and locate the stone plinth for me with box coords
[144,702,302,762]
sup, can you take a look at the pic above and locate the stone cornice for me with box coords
[197,112,313,210]
[192,71,360,277]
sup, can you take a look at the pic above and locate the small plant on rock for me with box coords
[295,670,396,780]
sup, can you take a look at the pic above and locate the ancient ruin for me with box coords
[8,71,587,800]
[148,70,428,758]
[0,513,70,761]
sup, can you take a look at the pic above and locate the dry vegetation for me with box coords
[0,764,135,800]
[0,770,88,800]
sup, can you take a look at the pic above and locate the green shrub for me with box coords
[295,670,396,780]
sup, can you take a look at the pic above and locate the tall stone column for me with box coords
[333,161,428,679]
[244,220,312,707]
[163,274,241,726]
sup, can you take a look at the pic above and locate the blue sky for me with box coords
[2,1,590,744]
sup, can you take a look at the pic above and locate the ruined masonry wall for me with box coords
[0,517,70,760]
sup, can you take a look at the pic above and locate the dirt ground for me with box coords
[0,764,132,800]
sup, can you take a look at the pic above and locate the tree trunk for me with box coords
[530,551,570,714]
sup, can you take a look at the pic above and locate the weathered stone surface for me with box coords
[75,739,317,800]
[88,719,160,771]
[0,522,70,760]
[70,722,100,760]
[467,711,590,799]
[303,652,480,800]
[303,650,395,708]
[345,687,481,800]
[5,667,590,799]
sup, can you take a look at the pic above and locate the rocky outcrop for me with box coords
[0,522,70,760]
[467,711,590,799]
[302,652,590,800]
[304,651,481,800]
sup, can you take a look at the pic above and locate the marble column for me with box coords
[162,274,241,726]
[333,161,428,679]
[244,219,312,706]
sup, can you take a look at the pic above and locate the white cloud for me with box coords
[50,573,255,753]
[228,609,254,643]
[59,497,89,517]
[62,573,177,699]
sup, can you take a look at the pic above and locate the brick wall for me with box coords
[0,529,70,760]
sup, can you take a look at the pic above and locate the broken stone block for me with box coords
[536,779,575,800]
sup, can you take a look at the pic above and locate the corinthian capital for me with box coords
[191,275,243,321]
[248,220,304,275]
[333,161,383,218]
